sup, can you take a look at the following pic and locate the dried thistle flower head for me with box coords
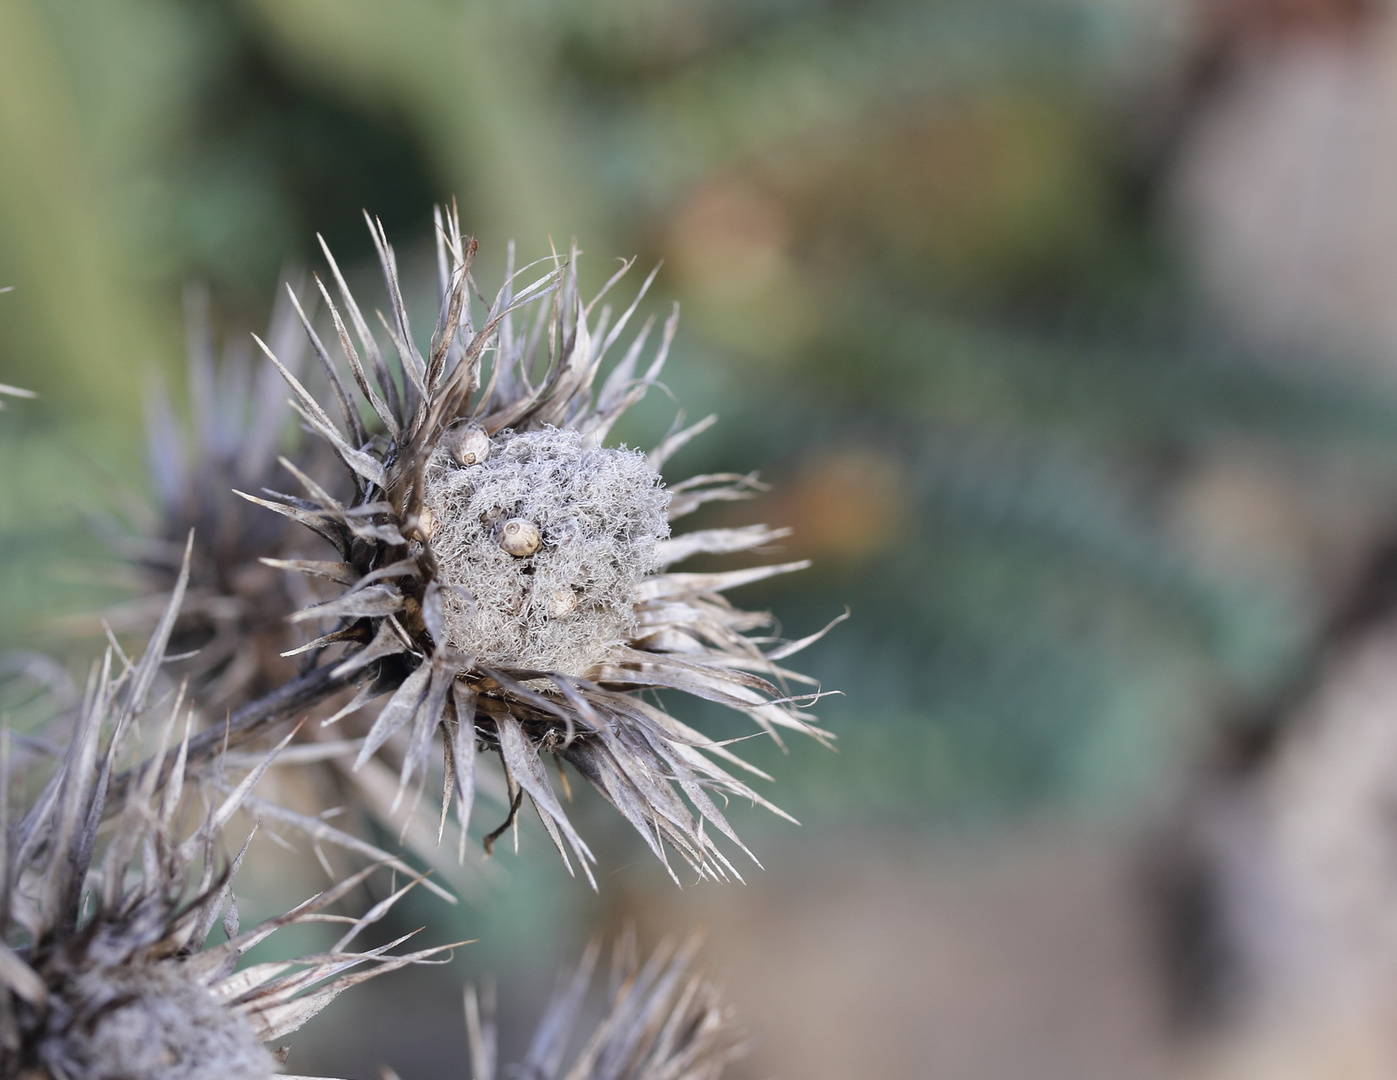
[1,549,453,1079]
[240,207,841,884]
[463,935,748,1080]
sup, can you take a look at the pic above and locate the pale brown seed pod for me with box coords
[499,518,541,557]
[547,587,578,618]
[450,425,492,466]
[417,504,438,542]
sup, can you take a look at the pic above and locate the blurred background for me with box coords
[11,0,1397,1076]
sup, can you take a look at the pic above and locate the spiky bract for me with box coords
[248,209,836,884]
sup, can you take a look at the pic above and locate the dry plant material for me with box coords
[0,548,456,1079]
[0,383,36,408]
[2,206,840,1079]
[239,207,840,883]
[464,936,748,1080]
[105,285,325,713]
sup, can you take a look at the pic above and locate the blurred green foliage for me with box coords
[6,0,1397,829]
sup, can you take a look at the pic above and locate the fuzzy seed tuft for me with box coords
[42,963,276,1080]
[423,427,669,674]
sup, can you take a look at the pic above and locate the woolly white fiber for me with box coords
[423,427,669,674]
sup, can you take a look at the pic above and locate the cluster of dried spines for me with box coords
[1,554,451,1080]
[463,936,748,1080]
[238,207,836,884]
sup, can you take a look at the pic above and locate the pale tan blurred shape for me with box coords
[1166,443,1385,607]
[758,448,909,563]
[1171,13,1397,362]
[1164,13,1397,1076]
[1181,621,1397,1080]
[665,178,820,357]
[1187,1020,1396,1080]
[624,831,1176,1080]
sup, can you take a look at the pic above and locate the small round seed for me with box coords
[451,426,492,466]
[499,518,541,557]
[547,588,578,617]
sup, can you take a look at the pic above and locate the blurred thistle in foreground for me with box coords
[461,936,748,1080]
[237,208,838,883]
[1,552,453,1079]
